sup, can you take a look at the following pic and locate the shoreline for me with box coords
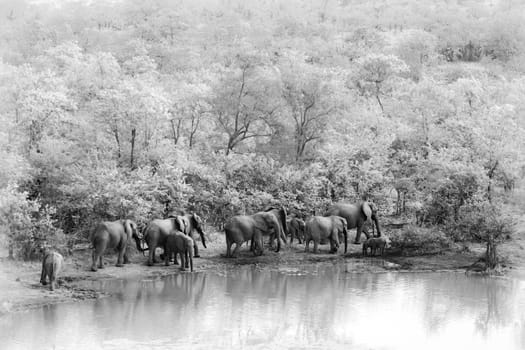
[1,235,522,316]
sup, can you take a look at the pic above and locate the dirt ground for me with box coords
[1,230,524,315]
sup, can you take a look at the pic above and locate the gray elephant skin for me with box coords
[261,206,288,248]
[164,231,195,272]
[304,215,348,253]
[225,209,285,258]
[287,217,305,244]
[40,250,64,291]
[362,236,389,256]
[324,201,381,244]
[90,219,142,272]
[143,213,206,266]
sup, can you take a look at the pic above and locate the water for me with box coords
[1,265,525,350]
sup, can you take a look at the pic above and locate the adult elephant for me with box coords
[324,201,381,244]
[90,219,142,272]
[287,217,305,244]
[173,213,207,258]
[225,210,284,258]
[304,216,348,254]
[262,206,288,248]
[143,213,206,266]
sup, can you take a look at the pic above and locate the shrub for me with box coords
[0,184,64,260]
[388,225,452,255]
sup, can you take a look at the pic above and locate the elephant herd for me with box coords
[90,213,207,272]
[224,201,382,258]
[86,201,383,276]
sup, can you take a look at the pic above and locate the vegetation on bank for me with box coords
[0,0,524,272]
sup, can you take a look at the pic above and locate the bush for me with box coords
[388,225,452,255]
[0,184,64,260]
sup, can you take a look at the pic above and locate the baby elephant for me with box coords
[287,217,306,244]
[164,231,195,272]
[40,249,64,291]
[362,236,389,257]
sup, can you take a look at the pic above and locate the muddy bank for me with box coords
[0,233,522,315]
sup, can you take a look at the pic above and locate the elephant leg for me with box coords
[116,246,125,267]
[257,236,264,256]
[123,252,130,264]
[91,251,101,271]
[93,241,107,271]
[313,240,319,254]
[50,276,55,291]
[164,248,170,266]
[180,252,186,271]
[147,244,156,266]
[226,236,232,258]
[193,242,200,258]
[355,226,370,244]
[305,238,309,252]
[40,259,47,285]
[231,243,242,258]
[185,251,189,268]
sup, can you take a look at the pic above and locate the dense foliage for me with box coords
[0,0,523,261]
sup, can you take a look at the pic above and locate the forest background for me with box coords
[0,0,524,266]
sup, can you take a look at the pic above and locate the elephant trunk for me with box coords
[344,226,348,254]
[275,228,282,253]
[373,216,381,237]
[199,230,207,249]
[133,234,145,252]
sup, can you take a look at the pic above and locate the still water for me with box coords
[1,265,525,350]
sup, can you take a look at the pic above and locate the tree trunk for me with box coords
[170,119,181,146]
[486,238,498,270]
[113,128,121,159]
[130,128,136,169]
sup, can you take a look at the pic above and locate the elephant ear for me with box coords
[192,213,203,227]
[176,217,187,234]
[123,220,133,239]
[361,202,372,221]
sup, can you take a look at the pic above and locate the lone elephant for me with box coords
[40,248,64,291]
[287,217,305,244]
[164,231,195,272]
[225,211,284,258]
[143,213,206,266]
[304,215,348,254]
[324,201,381,244]
[90,219,142,272]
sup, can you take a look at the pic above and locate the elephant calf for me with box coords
[304,215,348,254]
[362,236,389,257]
[40,249,64,291]
[287,217,305,244]
[164,231,195,272]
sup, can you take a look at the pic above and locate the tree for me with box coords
[281,60,339,161]
[211,54,282,155]
[352,53,409,115]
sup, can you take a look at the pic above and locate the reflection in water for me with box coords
[1,267,524,350]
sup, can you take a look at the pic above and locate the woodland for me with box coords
[0,0,524,269]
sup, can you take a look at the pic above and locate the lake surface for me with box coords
[1,264,525,350]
